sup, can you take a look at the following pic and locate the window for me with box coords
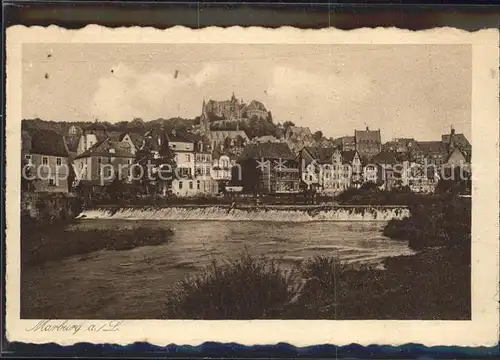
[179,181,183,189]
[56,157,62,166]
[186,154,191,162]
[189,181,193,189]
[24,154,32,165]
[42,156,48,165]
[97,157,102,164]
[48,178,55,186]
[197,180,200,190]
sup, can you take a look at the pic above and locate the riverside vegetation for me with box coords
[21,218,174,266]
[163,187,471,320]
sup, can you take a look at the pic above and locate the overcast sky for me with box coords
[22,43,471,142]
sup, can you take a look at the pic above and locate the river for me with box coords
[21,219,413,319]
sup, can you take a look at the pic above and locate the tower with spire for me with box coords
[448,125,456,153]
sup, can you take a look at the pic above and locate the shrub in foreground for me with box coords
[162,250,470,320]
[163,253,300,319]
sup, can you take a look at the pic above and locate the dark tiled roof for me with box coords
[444,147,470,163]
[107,131,123,141]
[416,141,446,155]
[304,146,337,163]
[240,142,295,160]
[370,151,397,165]
[127,133,144,148]
[442,133,471,149]
[342,150,358,164]
[74,138,135,159]
[26,129,69,157]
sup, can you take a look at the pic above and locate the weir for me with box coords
[77,205,410,222]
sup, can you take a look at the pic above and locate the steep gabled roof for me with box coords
[370,151,397,165]
[442,133,471,149]
[240,142,295,161]
[26,129,69,157]
[444,146,469,164]
[342,150,358,164]
[74,138,135,159]
[303,146,338,164]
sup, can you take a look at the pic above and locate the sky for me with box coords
[22,43,471,142]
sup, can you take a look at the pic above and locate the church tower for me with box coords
[448,125,456,153]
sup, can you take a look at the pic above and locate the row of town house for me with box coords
[21,123,471,197]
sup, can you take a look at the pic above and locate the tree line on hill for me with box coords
[22,117,331,145]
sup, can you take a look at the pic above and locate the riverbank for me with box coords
[21,220,174,266]
[163,246,470,320]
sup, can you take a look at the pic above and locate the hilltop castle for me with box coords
[200,93,269,149]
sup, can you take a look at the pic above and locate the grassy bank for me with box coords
[21,219,174,266]
[163,247,470,320]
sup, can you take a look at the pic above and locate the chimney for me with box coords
[366,126,369,131]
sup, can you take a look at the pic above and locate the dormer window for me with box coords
[109,148,115,154]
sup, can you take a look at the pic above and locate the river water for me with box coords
[22,219,413,319]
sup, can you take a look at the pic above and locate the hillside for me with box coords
[22,117,197,137]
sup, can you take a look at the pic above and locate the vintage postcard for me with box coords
[5,26,499,347]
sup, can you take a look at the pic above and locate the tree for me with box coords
[267,111,273,123]
[313,130,323,142]
[134,146,155,195]
[283,121,295,129]
[223,136,232,151]
[108,175,125,202]
[67,162,76,193]
[234,135,246,148]
[155,131,177,196]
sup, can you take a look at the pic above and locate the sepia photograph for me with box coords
[5,26,499,347]
[19,42,473,320]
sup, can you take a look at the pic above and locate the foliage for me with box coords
[313,130,323,142]
[162,247,470,320]
[435,166,471,195]
[163,252,299,319]
[383,195,471,251]
[22,223,174,266]
[335,185,430,206]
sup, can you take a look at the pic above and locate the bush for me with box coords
[22,225,174,265]
[383,195,471,251]
[163,253,300,319]
[162,249,470,320]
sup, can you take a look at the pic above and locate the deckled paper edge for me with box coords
[5,25,500,347]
